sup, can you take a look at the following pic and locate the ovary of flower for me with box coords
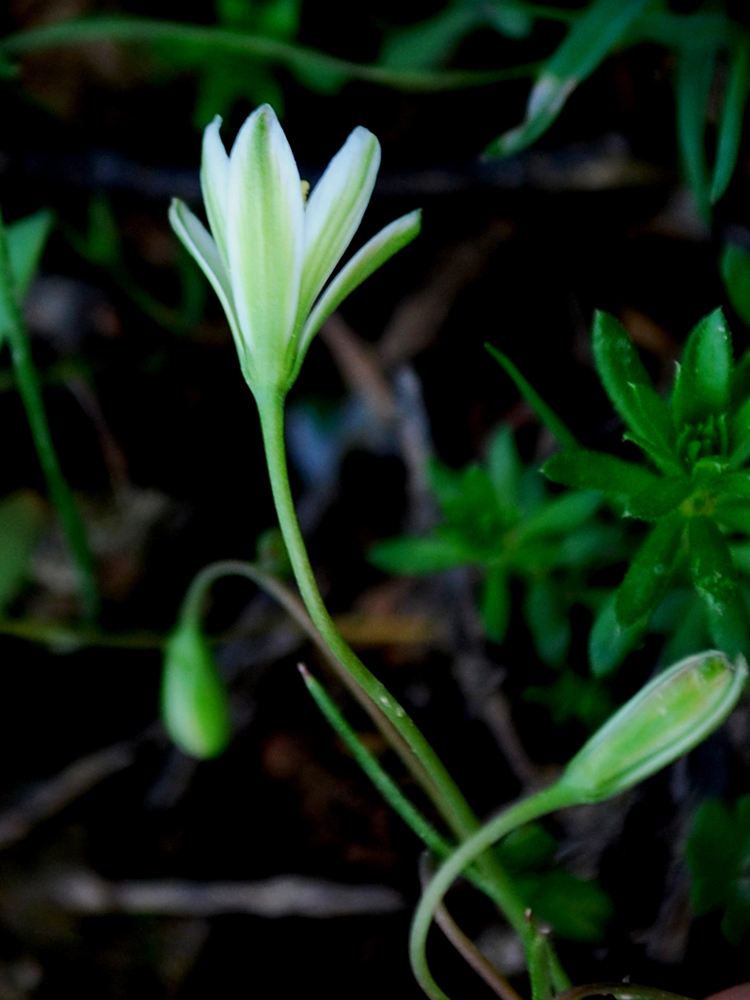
[169,104,421,396]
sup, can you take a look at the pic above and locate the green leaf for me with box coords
[486,423,522,517]
[495,822,558,873]
[672,308,733,426]
[517,870,613,943]
[369,531,474,575]
[556,523,622,568]
[722,244,750,328]
[430,461,507,547]
[657,591,711,665]
[711,39,749,204]
[517,490,602,542]
[718,500,750,536]
[0,492,46,611]
[6,209,54,299]
[484,1,533,40]
[675,42,718,219]
[589,591,646,678]
[379,3,481,70]
[615,512,685,626]
[481,565,511,643]
[525,577,570,666]
[688,515,748,657]
[485,344,579,450]
[729,395,750,467]
[717,471,750,499]
[592,312,679,473]
[687,795,750,945]
[544,450,658,498]
[485,0,651,158]
[524,669,614,730]
[625,477,693,520]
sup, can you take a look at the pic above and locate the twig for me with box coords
[47,870,404,918]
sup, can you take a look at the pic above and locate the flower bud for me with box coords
[160,619,231,759]
[558,651,747,803]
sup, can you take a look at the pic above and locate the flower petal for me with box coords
[298,126,380,326]
[200,115,230,268]
[168,198,252,381]
[292,208,422,382]
[226,103,304,385]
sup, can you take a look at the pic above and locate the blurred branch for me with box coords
[0,16,539,93]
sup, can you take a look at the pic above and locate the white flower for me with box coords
[169,104,421,396]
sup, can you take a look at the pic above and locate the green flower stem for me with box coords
[409,781,576,1000]
[256,390,567,988]
[0,17,539,93]
[0,206,98,621]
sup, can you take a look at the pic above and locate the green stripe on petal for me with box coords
[227,104,304,388]
[200,115,230,269]
[298,126,380,329]
[293,208,421,382]
[168,198,252,381]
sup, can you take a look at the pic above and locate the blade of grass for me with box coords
[0,205,98,620]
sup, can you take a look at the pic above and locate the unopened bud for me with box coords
[160,619,231,759]
[558,651,747,803]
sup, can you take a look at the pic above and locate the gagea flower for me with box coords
[169,104,421,396]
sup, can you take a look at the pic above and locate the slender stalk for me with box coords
[554,987,695,1000]
[409,782,576,1000]
[0,206,98,621]
[255,390,559,973]
[0,16,539,93]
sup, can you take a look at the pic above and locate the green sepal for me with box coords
[625,477,693,520]
[525,577,570,666]
[589,592,646,677]
[481,565,511,643]
[615,512,685,626]
[544,450,658,498]
[161,618,232,759]
[672,308,732,427]
[688,515,748,657]
[722,244,750,328]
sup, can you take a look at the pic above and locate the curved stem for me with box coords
[409,782,576,1000]
[0,205,98,621]
[0,16,539,93]
[255,389,557,968]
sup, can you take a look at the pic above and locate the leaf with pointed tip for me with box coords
[485,344,579,450]
[621,382,680,472]
[589,592,646,677]
[517,490,602,543]
[675,42,717,219]
[625,477,693,520]
[688,515,748,657]
[485,0,650,158]
[615,512,684,626]
[718,500,750,536]
[544,450,658,498]
[711,39,749,204]
[379,3,482,71]
[672,308,732,426]
[729,395,750,467]
[716,471,750,500]
[486,424,522,518]
[369,531,474,575]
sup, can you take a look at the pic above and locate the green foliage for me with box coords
[0,492,46,612]
[370,424,618,662]
[687,795,750,945]
[0,208,54,344]
[523,670,614,731]
[497,823,613,942]
[721,243,750,327]
[545,308,750,656]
